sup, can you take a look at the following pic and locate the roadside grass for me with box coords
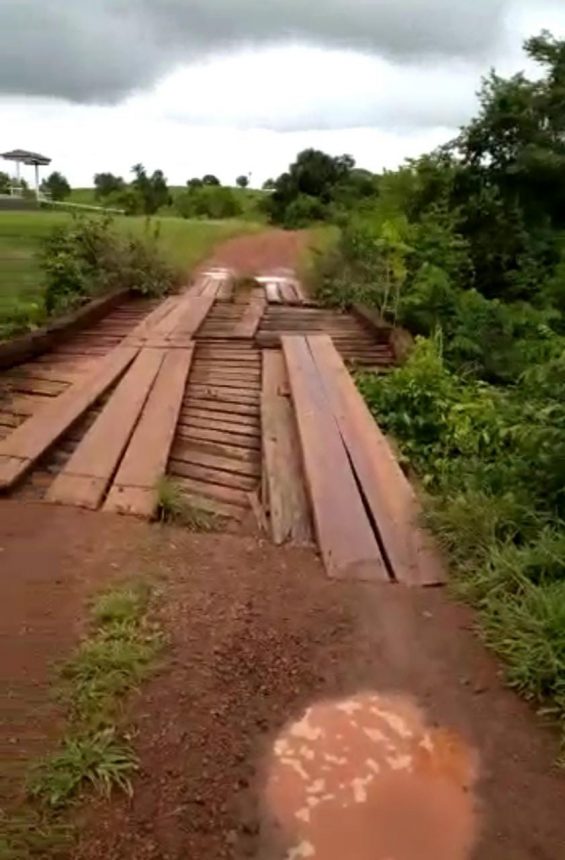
[0,579,164,856]
[156,477,219,532]
[359,335,565,756]
[0,210,262,339]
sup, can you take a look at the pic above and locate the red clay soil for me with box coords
[200,229,310,278]
[1,500,565,859]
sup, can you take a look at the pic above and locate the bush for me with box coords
[40,216,179,316]
[358,332,565,745]
[175,186,242,220]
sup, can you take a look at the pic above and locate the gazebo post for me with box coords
[34,163,40,198]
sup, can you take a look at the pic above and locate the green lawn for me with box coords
[0,210,263,338]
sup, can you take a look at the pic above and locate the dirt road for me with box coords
[1,499,564,859]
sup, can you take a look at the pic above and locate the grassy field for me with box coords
[0,210,263,338]
[69,187,268,222]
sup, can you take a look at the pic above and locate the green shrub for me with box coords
[40,216,179,316]
[175,186,243,220]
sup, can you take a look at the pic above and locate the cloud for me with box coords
[0,94,455,186]
[0,0,509,102]
[148,46,478,133]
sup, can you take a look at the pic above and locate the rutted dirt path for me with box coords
[199,228,311,278]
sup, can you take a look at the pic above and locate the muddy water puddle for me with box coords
[265,692,478,860]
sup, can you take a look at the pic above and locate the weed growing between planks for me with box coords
[0,580,164,856]
[156,476,220,532]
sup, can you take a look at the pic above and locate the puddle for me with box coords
[265,692,478,860]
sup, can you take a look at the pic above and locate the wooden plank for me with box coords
[177,425,260,449]
[174,482,246,520]
[182,407,259,428]
[104,347,193,517]
[282,336,388,582]
[265,283,282,304]
[169,459,257,491]
[279,282,298,305]
[262,350,312,546]
[188,375,261,391]
[170,444,260,477]
[307,335,444,587]
[188,385,258,405]
[173,294,216,338]
[170,475,249,507]
[47,348,165,509]
[1,378,67,397]
[178,415,259,437]
[233,297,266,338]
[182,398,259,418]
[0,346,138,490]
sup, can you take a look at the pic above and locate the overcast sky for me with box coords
[2,0,565,188]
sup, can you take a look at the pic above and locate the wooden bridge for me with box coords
[0,272,444,587]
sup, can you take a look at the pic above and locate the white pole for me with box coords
[35,163,40,199]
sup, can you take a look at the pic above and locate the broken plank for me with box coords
[0,346,138,490]
[282,335,388,582]
[307,335,445,587]
[47,348,165,509]
[262,350,312,546]
[104,347,193,517]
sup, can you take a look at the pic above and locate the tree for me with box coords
[187,177,204,189]
[94,172,125,198]
[262,178,276,191]
[202,174,221,186]
[0,171,10,194]
[175,186,242,219]
[236,175,249,188]
[41,171,71,201]
[266,149,357,224]
[131,164,170,214]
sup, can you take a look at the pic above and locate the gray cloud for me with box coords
[0,0,509,103]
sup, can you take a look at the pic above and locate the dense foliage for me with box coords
[40,216,179,316]
[175,185,243,220]
[314,31,565,745]
[266,149,377,227]
[40,172,71,202]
